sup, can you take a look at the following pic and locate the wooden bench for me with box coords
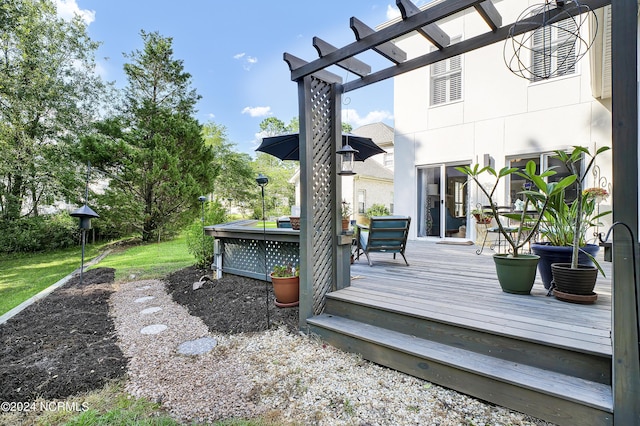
[355,216,411,266]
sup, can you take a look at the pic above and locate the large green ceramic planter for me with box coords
[493,253,540,295]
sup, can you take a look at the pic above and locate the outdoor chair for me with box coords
[477,206,517,255]
[356,216,411,266]
[276,217,292,228]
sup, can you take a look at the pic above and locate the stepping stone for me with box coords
[140,307,162,315]
[137,285,152,290]
[134,296,155,304]
[177,337,218,355]
[140,324,167,335]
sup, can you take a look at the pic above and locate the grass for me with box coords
[253,220,277,229]
[0,244,103,316]
[0,233,286,425]
[93,234,194,282]
[0,379,284,426]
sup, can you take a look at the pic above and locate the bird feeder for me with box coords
[70,204,100,229]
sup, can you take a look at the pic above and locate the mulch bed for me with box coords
[0,268,126,403]
[0,266,299,403]
[165,267,299,335]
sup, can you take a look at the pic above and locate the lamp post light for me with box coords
[198,195,206,268]
[337,143,359,176]
[70,204,99,285]
[255,173,270,330]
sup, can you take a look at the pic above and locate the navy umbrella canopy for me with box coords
[256,133,386,161]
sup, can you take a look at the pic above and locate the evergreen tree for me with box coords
[82,31,214,241]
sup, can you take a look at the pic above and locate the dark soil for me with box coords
[0,268,126,403]
[0,266,299,403]
[165,267,299,335]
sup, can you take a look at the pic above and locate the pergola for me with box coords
[285,0,638,423]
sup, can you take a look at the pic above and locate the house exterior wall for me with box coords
[393,1,613,240]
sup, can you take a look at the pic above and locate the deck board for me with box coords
[347,240,612,356]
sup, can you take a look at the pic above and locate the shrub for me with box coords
[365,204,390,218]
[185,200,226,268]
[0,213,80,253]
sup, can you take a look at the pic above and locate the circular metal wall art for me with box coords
[503,0,597,81]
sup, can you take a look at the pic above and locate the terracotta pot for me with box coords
[289,216,300,230]
[270,273,299,305]
[341,218,349,231]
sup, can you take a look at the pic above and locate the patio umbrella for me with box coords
[256,133,386,161]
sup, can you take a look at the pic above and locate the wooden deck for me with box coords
[307,239,614,426]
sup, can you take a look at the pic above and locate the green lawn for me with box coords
[0,245,103,316]
[93,234,194,282]
[0,235,195,316]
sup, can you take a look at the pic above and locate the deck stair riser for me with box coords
[324,294,611,385]
[308,314,613,426]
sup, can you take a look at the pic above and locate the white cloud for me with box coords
[55,0,95,25]
[342,108,394,128]
[386,4,401,20]
[207,113,216,119]
[234,53,258,71]
[242,106,271,117]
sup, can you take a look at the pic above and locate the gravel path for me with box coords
[110,279,555,425]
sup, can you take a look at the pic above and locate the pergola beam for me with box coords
[396,0,450,49]
[313,37,371,78]
[474,1,502,31]
[342,0,611,93]
[350,17,407,64]
[289,0,486,82]
[283,53,342,84]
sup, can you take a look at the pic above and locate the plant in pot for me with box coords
[471,207,493,224]
[533,146,610,303]
[457,161,576,294]
[341,200,352,232]
[270,263,299,308]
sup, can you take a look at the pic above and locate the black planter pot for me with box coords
[551,263,599,296]
[531,243,600,289]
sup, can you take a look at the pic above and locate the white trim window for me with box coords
[430,44,462,105]
[531,18,578,81]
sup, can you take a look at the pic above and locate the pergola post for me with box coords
[611,1,640,423]
[297,75,349,330]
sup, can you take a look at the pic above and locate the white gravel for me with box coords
[110,279,555,425]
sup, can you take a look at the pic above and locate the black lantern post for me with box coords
[198,195,206,268]
[256,173,270,329]
[70,204,99,285]
[70,162,99,284]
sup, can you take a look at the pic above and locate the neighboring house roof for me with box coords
[352,123,394,148]
[353,157,393,180]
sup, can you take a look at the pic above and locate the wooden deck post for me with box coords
[297,74,348,330]
[611,2,640,424]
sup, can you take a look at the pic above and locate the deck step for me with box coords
[325,287,611,385]
[308,314,613,426]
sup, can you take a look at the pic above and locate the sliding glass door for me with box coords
[417,164,469,238]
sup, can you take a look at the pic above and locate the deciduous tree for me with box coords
[0,0,108,220]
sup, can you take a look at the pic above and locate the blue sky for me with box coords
[55,0,415,155]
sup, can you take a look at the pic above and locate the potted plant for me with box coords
[457,161,575,294]
[341,200,352,232]
[536,146,610,302]
[531,187,609,290]
[471,207,493,224]
[270,263,299,308]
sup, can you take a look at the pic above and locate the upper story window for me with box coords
[430,39,462,106]
[383,152,394,168]
[531,18,577,82]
